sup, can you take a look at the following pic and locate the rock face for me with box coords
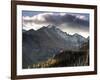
[22,25,89,68]
[52,44,89,67]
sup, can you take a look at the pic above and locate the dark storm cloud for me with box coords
[23,12,89,31]
[43,13,89,27]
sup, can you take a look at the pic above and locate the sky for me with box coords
[22,11,89,38]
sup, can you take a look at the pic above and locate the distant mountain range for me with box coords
[22,25,89,68]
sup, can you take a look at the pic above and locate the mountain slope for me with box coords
[22,25,88,68]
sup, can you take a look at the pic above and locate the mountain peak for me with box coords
[47,25,57,29]
[73,33,80,36]
[27,29,36,33]
[24,29,36,35]
[72,33,86,40]
[37,25,59,32]
[29,29,35,31]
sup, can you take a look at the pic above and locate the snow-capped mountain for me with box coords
[22,25,88,68]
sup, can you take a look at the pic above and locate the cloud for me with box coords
[22,12,89,31]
